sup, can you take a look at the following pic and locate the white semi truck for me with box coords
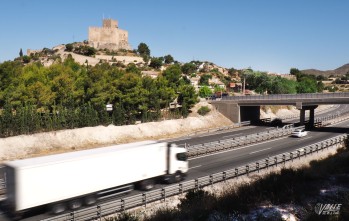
[3,140,188,215]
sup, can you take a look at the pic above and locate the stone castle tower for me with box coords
[88,19,131,51]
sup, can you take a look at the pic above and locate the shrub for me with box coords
[345,136,349,151]
[178,189,217,220]
[143,207,179,221]
[197,106,211,116]
[104,212,139,221]
[65,43,73,52]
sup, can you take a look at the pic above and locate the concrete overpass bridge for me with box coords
[211,92,349,126]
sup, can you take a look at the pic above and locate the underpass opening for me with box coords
[240,106,260,124]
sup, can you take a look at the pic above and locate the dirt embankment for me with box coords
[0,102,232,162]
[0,104,333,162]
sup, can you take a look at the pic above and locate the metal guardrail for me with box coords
[0,166,5,200]
[186,121,251,137]
[41,134,348,221]
[186,126,300,158]
[315,113,349,127]
[221,92,349,101]
[0,179,4,190]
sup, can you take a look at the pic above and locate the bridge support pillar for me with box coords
[211,102,240,123]
[309,108,315,127]
[300,109,305,126]
[297,104,318,127]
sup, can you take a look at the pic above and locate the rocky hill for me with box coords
[302,63,349,77]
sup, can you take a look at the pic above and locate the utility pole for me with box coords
[243,77,246,95]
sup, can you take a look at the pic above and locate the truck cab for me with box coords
[165,144,188,183]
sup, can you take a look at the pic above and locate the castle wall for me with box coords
[27,49,43,56]
[103,19,118,28]
[88,19,131,51]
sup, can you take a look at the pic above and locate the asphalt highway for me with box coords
[17,120,348,221]
[2,104,348,221]
[187,120,349,179]
[172,104,349,147]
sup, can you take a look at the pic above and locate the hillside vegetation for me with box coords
[0,57,198,137]
[1,41,347,137]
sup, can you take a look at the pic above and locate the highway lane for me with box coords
[171,104,349,147]
[169,125,278,146]
[188,120,349,179]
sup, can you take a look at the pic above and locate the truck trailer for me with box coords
[3,140,188,215]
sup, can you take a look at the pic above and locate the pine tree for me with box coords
[19,48,23,57]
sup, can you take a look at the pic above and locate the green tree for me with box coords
[290,68,304,81]
[0,101,14,137]
[290,68,301,76]
[74,45,96,56]
[199,74,212,86]
[164,54,174,64]
[162,64,182,89]
[317,81,324,92]
[22,55,31,63]
[65,43,73,52]
[137,43,150,57]
[181,63,197,75]
[149,57,163,69]
[19,48,23,57]
[177,85,198,109]
[179,75,191,86]
[213,85,224,93]
[198,86,212,98]
[244,71,270,94]
[254,73,271,94]
[316,75,327,81]
[125,63,141,75]
[296,76,318,93]
[269,77,297,94]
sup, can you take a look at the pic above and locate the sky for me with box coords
[0,0,349,74]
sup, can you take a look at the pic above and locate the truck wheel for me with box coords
[140,179,155,191]
[69,199,82,210]
[84,195,97,206]
[173,172,182,183]
[51,203,66,214]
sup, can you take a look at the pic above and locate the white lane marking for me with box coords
[296,136,313,141]
[249,147,271,154]
[189,136,288,160]
[189,165,202,169]
[222,133,243,138]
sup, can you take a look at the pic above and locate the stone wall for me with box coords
[27,49,43,56]
[88,19,131,51]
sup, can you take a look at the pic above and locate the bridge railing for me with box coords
[221,92,349,101]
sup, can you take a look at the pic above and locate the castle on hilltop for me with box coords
[88,19,131,51]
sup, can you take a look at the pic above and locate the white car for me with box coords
[291,129,308,137]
